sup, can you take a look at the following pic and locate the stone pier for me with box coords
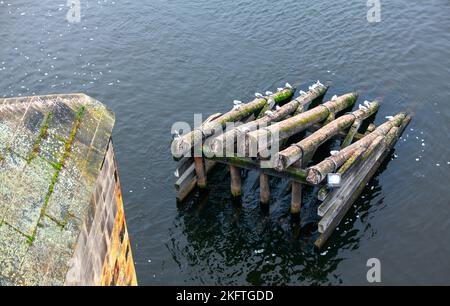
[0,94,137,285]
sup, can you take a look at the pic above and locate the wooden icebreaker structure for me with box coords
[171,81,411,248]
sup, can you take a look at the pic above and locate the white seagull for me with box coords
[330,150,339,156]
[265,91,273,96]
[364,100,372,108]
[299,90,307,96]
[385,115,394,120]
[358,104,368,111]
[255,92,263,98]
[265,110,275,118]
[285,82,293,89]
[331,95,338,101]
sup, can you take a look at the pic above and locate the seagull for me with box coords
[331,95,338,101]
[277,87,284,92]
[285,82,293,89]
[299,90,307,96]
[265,91,273,96]
[358,104,368,111]
[173,130,181,139]
[265,110,275,118]
[330,150,339,156]
[233,104,241,110]
[174,169,180,178]
[233,100,242,105]
[364,100,372,108]
[255,92,263,98]
[316,80,324,87]
[385,115,394,120]
[275,105,281,110]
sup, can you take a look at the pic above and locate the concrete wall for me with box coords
[65,140,137,285]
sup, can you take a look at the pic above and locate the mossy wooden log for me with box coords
[340,119,362,149]
[273,101,379,171]
[171,88,294,158]
[209,83,328,156]
[242,92,358,156]
[209,156,309,184]
[306,112,407,185]
[315,115,411,248]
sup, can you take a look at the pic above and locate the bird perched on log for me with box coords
[255,92,263,98]
[364,100,372,108]
[330,150,339,156]
[265,91,273,96]
[358,104,368,111]
[385,115,394,120]
[299,90,307,96]
[264,110,275,118]
[285,82,293,89]
[233,100,242,110]
[331,95,338,101]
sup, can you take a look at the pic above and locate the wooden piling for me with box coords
[242,92,358,156]
[171,88,294,158]
[230,165,242,197]
[209,83,327,156]
[194,157,207,188]
[306,112,407,185]
[259,173,270,205]
[273,101,379,171]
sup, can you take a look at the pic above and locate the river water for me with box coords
[1,0,449,285]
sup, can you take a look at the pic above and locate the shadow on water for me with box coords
[166,148,398,285]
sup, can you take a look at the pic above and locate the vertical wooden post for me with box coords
[194,157,207,188]
[290,161,302,214]
[260,172,270,205]
[291,182,302,214]
[230,165,242,197]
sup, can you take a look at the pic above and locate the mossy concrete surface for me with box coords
[0,94,115,285]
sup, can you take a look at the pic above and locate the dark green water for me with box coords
[1,0,449,285]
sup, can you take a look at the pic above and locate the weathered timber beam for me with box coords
[209,83,328,156]
[242,92,358,157]
[209,156,309,185]
[171,87,294,158]
[317,146,366,202]
[306,112,407,185]
[314,115,411,248]
[273,100,379,171]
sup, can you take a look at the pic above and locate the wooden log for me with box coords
[171,88,294,158]
[209,156,309,184]
[194,157,207,188]
[290,161,303,214]
[260,173,270,205]
[316,146,366,202]
[317,146,366,214]
[209,83,328,156]
[242,92,358,156]
[340,119,362,149]
[176,160,216,201]
[314,115,411,248]
[230,165,242,197]
[306,112,407,185]
[291,182,302,214]
[273,101,379,171]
